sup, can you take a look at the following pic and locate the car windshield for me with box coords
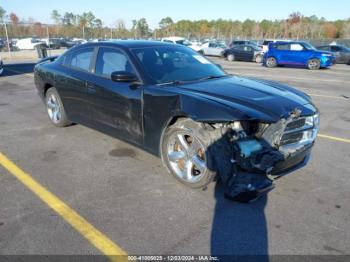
[303,42,316,50]
[175,39,191,46]
[251,45,262,51]
[132,45,226,84]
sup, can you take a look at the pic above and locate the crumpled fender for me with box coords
[142,86,277,155]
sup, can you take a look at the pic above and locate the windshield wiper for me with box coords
[157,80,185,86]
[196,75,227,81]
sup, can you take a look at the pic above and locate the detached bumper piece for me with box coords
[218,137,311,203]
[224,172,275,203]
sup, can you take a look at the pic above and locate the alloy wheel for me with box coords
[47,93,61,124]
[166,131,207,183]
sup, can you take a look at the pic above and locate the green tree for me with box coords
[0,6,6,22]
[51,10,61,24]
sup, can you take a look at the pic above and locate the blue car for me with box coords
[263,41,335,70]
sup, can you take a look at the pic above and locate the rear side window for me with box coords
[276,44,290,50]
[290,44,304,51]
[69,47,94,72]
[95,47,134,77]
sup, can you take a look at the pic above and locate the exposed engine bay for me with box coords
[207,113,319,202]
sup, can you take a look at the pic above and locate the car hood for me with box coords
[313,50,334,56]
[172,76,317,122]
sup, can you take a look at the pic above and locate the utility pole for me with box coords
[3,22,12,60]
[47,25,51,57]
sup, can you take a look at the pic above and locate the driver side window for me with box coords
[95,47,134,77]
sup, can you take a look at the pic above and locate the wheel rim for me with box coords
[47,93,61,124]
[267,57,276,67]
[309,59,319,69]
[166,131,207,183]
[228,54,234,61]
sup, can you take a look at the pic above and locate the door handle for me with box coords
[86,83,96,94]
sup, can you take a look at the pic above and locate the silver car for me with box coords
[200,41,226,56]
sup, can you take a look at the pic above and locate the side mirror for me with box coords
[111,71,138,82]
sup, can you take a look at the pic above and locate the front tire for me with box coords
[266,57,277,68]
[161,119,216,189]
[307,58,320,70]
[45,87,71,127]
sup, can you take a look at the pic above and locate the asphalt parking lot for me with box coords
[0,59,350,259]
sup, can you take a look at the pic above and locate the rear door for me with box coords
[207,42,217,56]
[56,46,95,123]
[273,43,290,64]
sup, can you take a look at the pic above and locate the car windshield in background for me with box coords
[132,46,226,84]
[303,42,316,50]
[252,45,262,51]
[175,39,191,46]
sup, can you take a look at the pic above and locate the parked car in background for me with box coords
[34,40,319,202]
[223,44,264,62]
[317,45,350,64]
[200,41,226,56]
[41,38,61,49]
[0,57,3,75]
[261,39,290,52]
[1,40,19,51]
[58,38,77,49]
[16,38,45,50]
[229,40,256,48]
[264,41,335,70]
[161,36,202,51]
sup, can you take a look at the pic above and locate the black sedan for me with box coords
[223,44,264,63]
[34,41,319,202]
[317,45,350,64]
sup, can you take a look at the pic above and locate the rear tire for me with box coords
[161,118,216,189]
[45,87,71,127]
[227,54,235,62]
[307,59,320,70]
[255,54,263,63]
[266,57,277,68]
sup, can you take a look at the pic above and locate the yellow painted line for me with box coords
[318,134,350,143]
[4,68,34,78]
[0,152,127,262]
[308,93,348,100]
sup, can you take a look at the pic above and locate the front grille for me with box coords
[279,115,319,149]
[280,132,304,145]
[285,118,305,131]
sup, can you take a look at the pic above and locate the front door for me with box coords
[86,46,143,144]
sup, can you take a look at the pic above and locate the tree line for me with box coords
[0,6,350,40]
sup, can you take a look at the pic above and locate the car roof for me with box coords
[161,36,185,41]
[274,41,306,45]
[77,40,174,49]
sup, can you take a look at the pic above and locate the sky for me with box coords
[1,0,349,29]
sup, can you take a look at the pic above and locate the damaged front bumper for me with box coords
[222,113,319,203]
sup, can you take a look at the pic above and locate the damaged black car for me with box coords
[34,41,319,202]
